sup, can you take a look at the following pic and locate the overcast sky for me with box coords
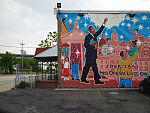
[0,0,149,55]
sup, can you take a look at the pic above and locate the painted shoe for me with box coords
[95,80,105,85]
[81,79,90,83]
[76,79,80,81]
[72,78,75,81]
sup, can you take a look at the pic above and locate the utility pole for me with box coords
[20,42,25,75]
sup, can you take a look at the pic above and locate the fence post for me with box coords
[30,66,33,88]
[15,64,20,87]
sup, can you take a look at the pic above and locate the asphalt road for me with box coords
[0,88,149,113]
[0,75,15,92]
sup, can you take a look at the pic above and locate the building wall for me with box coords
[57,12,150,88]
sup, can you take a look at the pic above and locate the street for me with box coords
[0,74,34,92]
[0,88,150,113]
[0,75,15,92]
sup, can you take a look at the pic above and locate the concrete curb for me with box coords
[119,88,140,91]
[55,88,96,90]
[54,87,140,91]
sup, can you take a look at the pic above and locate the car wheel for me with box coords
[140,86,145,93]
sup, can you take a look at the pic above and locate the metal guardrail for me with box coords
[14,74,36,88]
[35,74,58,81]
[56,10,150,14]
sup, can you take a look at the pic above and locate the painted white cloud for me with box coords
[88,14,126,28]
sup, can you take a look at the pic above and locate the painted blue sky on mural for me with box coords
[58,13,150,43]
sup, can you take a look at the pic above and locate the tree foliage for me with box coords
[0,52,16,74]
[16,58,38,72]
[0,52,39,74]
[38,31,58,48]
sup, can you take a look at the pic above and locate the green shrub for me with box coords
[54,74,58,80]
[17,81,30,89]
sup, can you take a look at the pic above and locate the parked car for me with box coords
[139,76,150,93]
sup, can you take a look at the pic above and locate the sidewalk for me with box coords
[0,83,13,92]
[0,74,35,92]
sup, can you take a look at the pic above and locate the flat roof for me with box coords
[56,10,150,14]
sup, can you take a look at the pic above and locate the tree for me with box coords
[0,52,16,74]
[16,58,38,72]
[38,31,58,48]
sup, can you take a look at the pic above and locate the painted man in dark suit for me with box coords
[81,18,108,84]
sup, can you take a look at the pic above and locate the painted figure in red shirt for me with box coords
[70,45,80,81]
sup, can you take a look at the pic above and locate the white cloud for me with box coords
[0,0,57,54]
[59,0,150,10]
[0,0,150,54]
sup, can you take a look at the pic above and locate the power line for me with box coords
[0,31,53,49]
[0,31,39,48]
[22,46,38,48]
[0,32,9,37]
[0,45,20,48]
[0,32,20,43]
[0,44,38,48]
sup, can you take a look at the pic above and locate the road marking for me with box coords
[97,90,103,99]
[98,90,101,96]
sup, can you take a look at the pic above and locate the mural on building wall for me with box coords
[58,13,150,88]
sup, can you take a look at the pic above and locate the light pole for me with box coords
[20,42,25,75]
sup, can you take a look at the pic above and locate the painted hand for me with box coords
[103,18,108,24]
